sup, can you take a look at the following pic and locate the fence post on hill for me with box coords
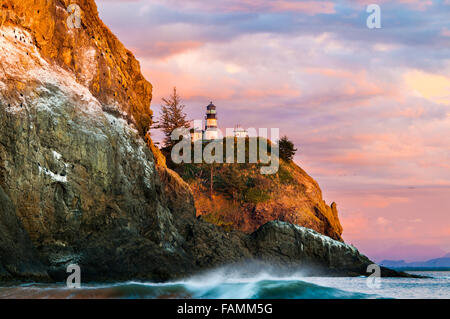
[210,164,214,199]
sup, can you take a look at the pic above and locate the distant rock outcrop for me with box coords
[0,0,410,282]
[381,255,450,268]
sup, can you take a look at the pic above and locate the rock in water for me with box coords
[0,0,410,281]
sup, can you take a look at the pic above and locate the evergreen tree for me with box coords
[158,87,190,149]
[279,135,297,162]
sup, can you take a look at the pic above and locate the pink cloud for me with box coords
[443,226,450,237]
[441,28,450,37]
[320,142,424,167]
[143,68,237,102]
[304,67,355,79]
[354,0,433,11]
[327,187,450,261]
[381,106,425,119]
[267,1,335,14]
[365,195,409,209]
[376,216,390,225]
[135,41,204,59]
[339,212,370,238]
[241,87,301,99]
[300,68,396,109]
[396,0,433,10]
[152,0,335,14]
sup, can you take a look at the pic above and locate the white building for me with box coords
[190,127,203,142]
[233,125,248,138]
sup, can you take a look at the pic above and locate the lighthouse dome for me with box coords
[207,102,216,110]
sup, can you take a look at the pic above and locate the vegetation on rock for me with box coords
[156,87,190,149]
[165,138,343,241]
[279,135,297,162]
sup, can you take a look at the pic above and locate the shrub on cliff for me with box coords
[279,135,297,162]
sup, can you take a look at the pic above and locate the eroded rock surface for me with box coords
[188,161,344,241]
[0,0,152,136]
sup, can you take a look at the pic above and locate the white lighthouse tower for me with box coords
[203,101,219,140]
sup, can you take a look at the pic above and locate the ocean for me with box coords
[0,270,448,299]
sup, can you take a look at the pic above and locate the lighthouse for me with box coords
[203,101,219,140]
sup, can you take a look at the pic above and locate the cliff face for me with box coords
[0,185,48,281]
[175,160,343,241]
[0,0,405,282]
[0,0,187,281]
[0,0,152,136]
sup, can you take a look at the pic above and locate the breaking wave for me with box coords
[0,268,378,299]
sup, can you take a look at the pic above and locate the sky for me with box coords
[96,0,450,262]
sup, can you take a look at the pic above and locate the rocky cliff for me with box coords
[0,0,409,282]
[174,160,343,241]
[0,0,152,136]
